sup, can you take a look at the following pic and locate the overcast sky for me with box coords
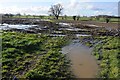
[0,0,119,16]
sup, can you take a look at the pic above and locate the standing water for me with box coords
[62,39,98,78]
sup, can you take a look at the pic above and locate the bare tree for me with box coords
[49,4,63,19]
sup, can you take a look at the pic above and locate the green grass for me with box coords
[10,15,119,23]
[79,35,120,78]
[93,36,120,78]
[2,31,73,79]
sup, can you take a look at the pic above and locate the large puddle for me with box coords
[62,39,98,78]
[0,24,38,30]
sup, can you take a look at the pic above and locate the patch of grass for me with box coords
[2,31,73,79]
[92,36,120,78]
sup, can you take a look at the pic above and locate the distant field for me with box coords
[11,15,119,23]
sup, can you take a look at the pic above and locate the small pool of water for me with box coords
[0,24,38,30]
[76,34,91,37]
[49,34,66,37]
[62,39,99,78]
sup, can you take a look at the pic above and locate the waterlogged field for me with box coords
[1,30,120,79]
[2,31,73,79]
[80,36,120,78]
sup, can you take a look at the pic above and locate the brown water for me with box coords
[62,39,98,78]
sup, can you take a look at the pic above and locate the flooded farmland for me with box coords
[1,18,119,79]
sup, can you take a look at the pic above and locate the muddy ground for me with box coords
[1,18,119,36]
[55,20,119,30]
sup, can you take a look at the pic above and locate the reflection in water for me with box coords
[62,39,98,78]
